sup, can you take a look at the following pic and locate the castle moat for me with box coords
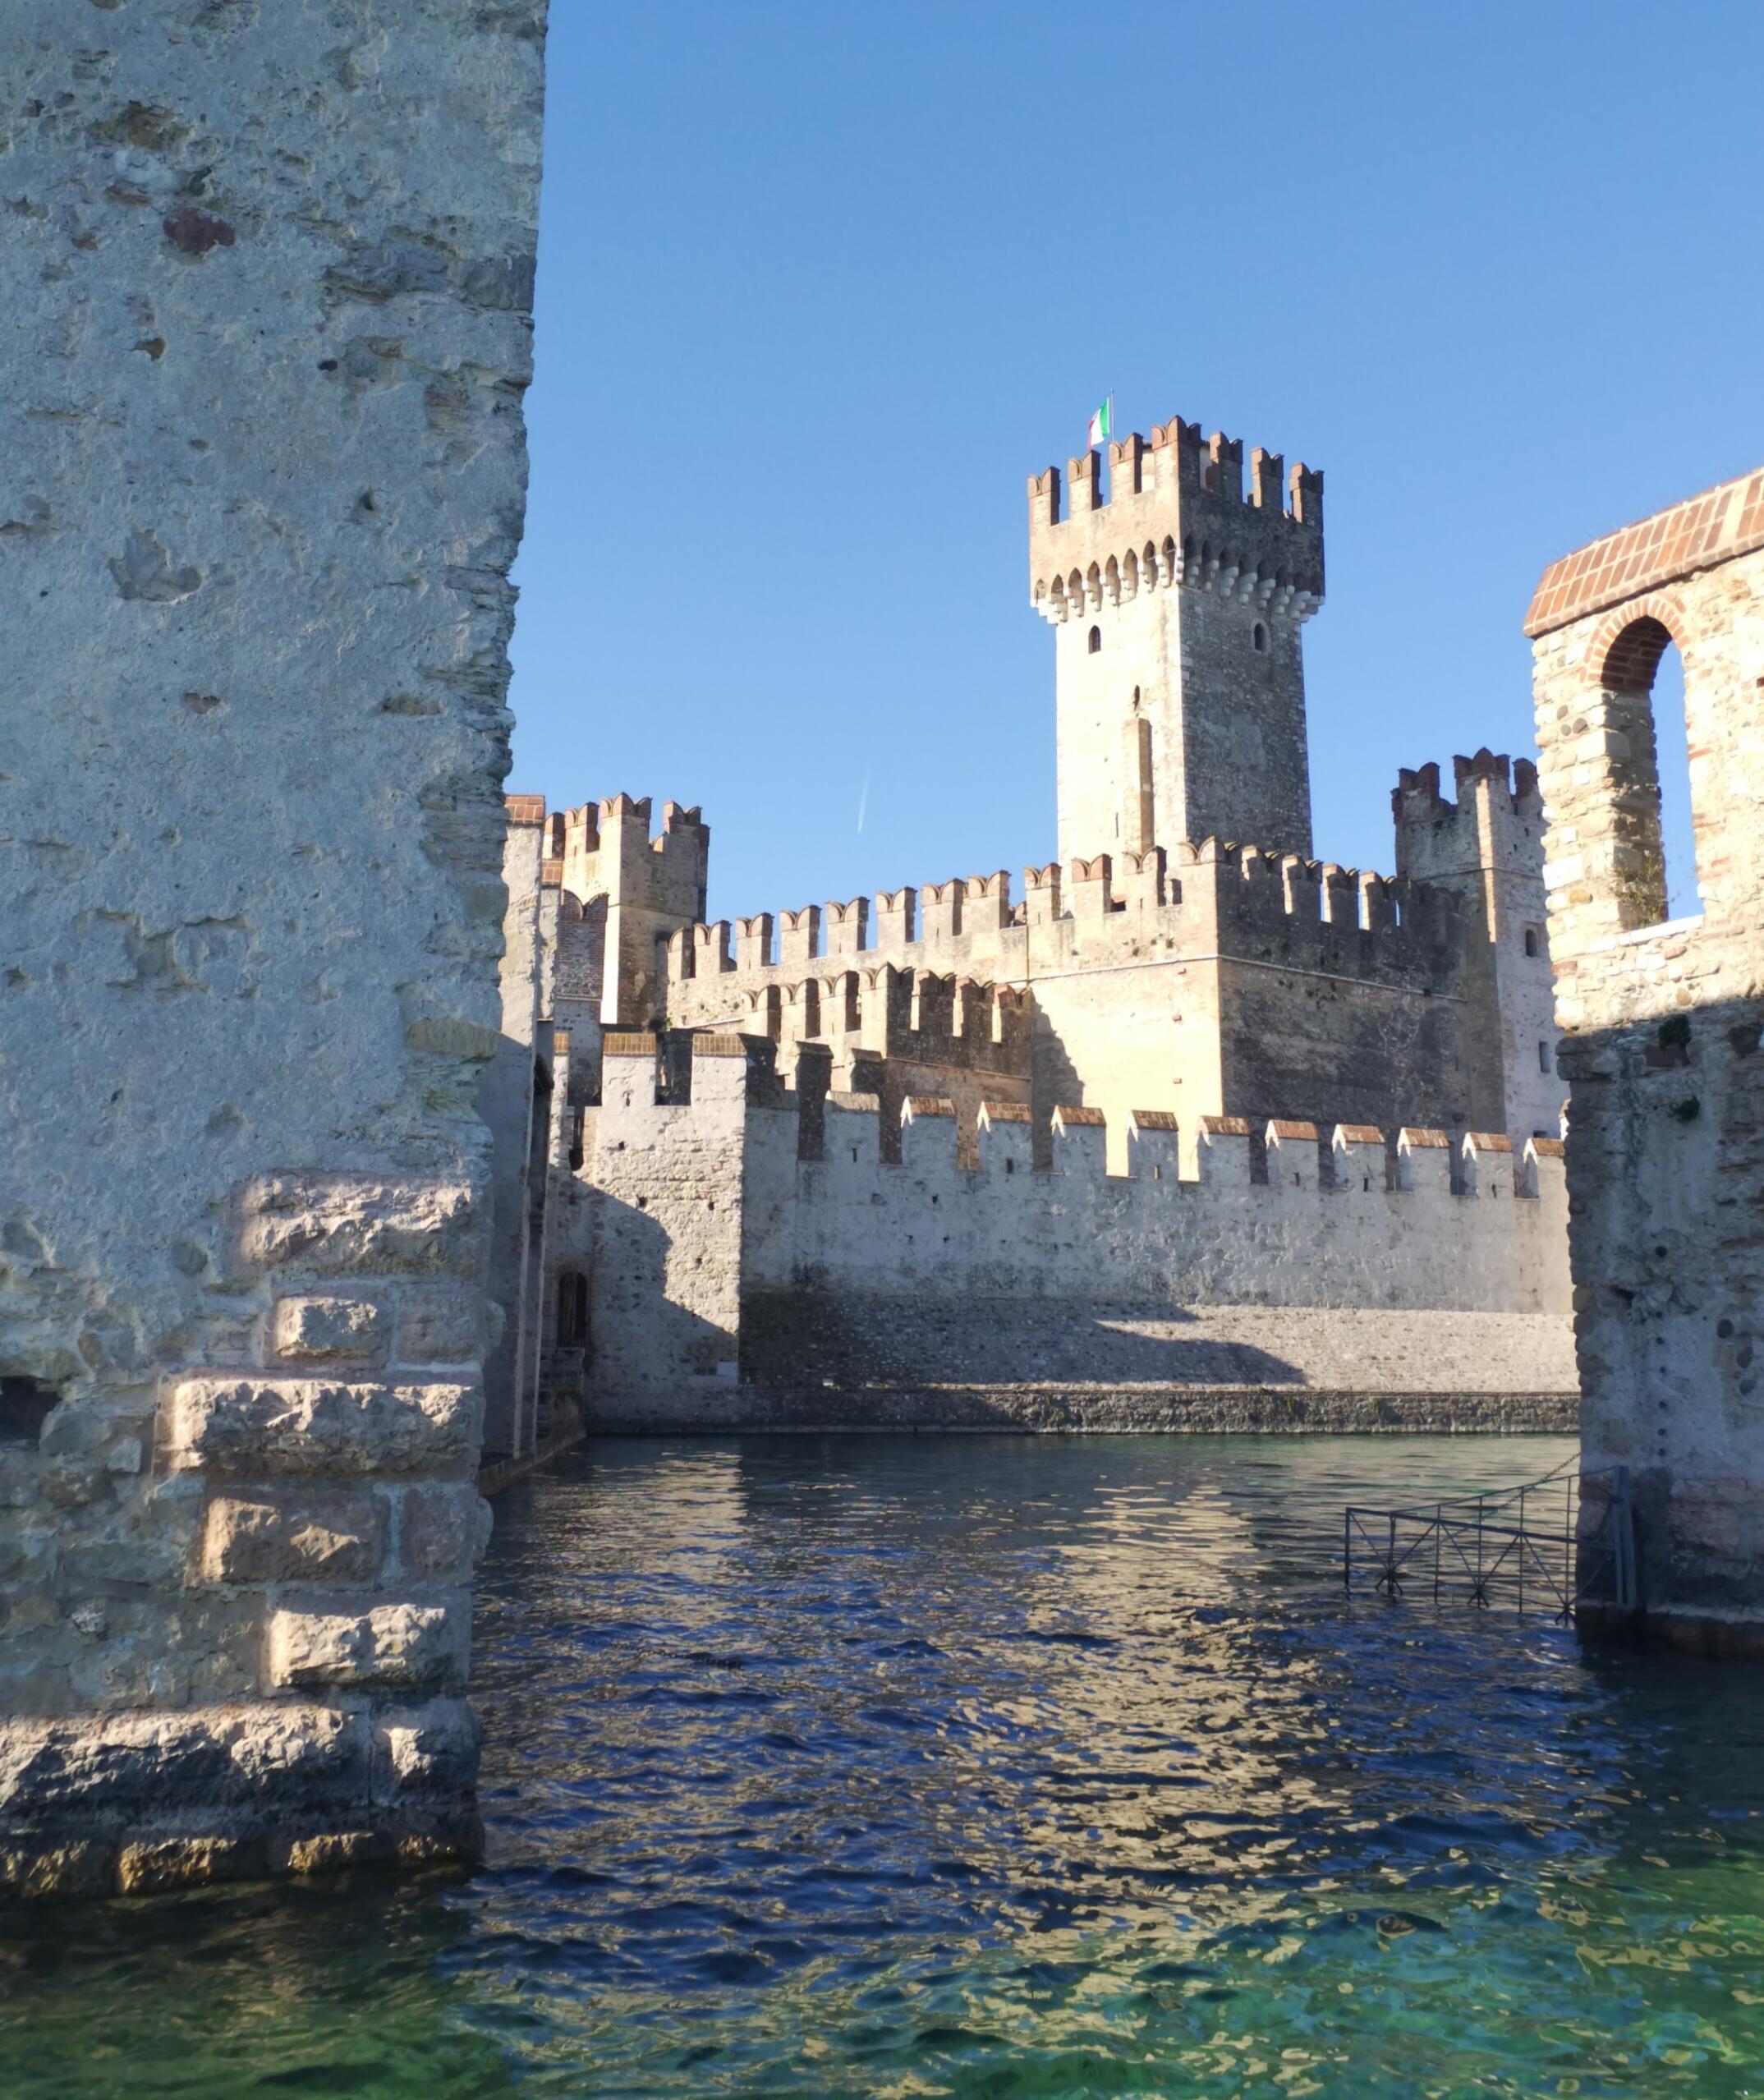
[10,1433,1764,2098]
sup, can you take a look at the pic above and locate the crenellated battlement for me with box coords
[1027,416,1325,622]
[659,830,1449,1030]
[1391,748,1550,923]
[1174,836,1448,949]
[700,960,1032,1072]
[599,1033,1564,1203]
[544,792,710,921]
[1392,750,1541,855]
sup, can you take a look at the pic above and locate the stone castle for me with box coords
[483,416,1573,1445]
[5,0,1762,1906]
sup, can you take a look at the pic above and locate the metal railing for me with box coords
[1343,1459,1635,1620]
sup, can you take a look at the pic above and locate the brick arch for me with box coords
[1586,591,1688,690]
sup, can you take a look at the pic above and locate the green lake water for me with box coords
[7,1432,1764,2098]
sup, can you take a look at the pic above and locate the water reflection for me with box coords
[8,1433,1764,2098]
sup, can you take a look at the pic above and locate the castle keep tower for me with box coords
[1029,420,1324,866]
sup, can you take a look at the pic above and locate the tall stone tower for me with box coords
[1028,420,1324,866]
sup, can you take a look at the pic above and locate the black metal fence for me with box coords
[1344,1458,1636,1620]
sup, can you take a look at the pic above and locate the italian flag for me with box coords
[1087,396,1112,448]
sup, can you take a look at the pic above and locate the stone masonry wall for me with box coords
[566,1038,749,1401]
[1527,466,1764,1647]
[1394,752,1568,1143]
[742,1103,1569,1316]
[572,1045,1570,1417]
[0,2,546,1896]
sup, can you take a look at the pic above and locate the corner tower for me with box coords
[1028,419,1324,866]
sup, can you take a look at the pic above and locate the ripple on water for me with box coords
[8,1432,1764,2097]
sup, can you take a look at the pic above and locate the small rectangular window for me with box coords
[1538,1040,1551,1074]
[1524,927,1541,958]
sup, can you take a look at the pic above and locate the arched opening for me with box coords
[1087,625,1101,654]
[1599,614,1697,926]
[1252,621,1267,653]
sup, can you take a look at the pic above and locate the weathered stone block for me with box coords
[117,1836,264,1896]
[281,1830,393,1875]
[0,1842,114,1902]
[406,1018,504,1062]
[238,1176,479,1278]
[268,1295,389,1367]
[395,1484,491,1583]
[165,1376,480,1477]
[373,1697,481,1800]
[0,1704,370,1825]
[395,1287,484,1367]
[266,1601,469,1692]
[17,1592,263,1719]
[201,1491,385,1586]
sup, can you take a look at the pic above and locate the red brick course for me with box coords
[1525,467,1764,636]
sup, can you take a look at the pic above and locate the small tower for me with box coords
[1027,418,1324,866]
[549,795,710,1029]
[1392,750,1564,1145]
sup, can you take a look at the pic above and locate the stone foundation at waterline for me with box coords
[0,3,546,1896]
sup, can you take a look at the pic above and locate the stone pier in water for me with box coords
[0,2,548,1896]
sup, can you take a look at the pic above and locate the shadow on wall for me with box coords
[590,1198,740,1391]
[740,1291,1306,1390]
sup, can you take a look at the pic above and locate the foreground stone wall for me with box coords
[1527,466,1764,1647]
[1,2,546,1896]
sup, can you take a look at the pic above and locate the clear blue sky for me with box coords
[508,1,1761,926]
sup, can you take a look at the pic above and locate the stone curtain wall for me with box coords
[574,1045,1570,1418]
[1527,469,1764,1647]
[745,1107,1569,1317]
[0,3,546,1896]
